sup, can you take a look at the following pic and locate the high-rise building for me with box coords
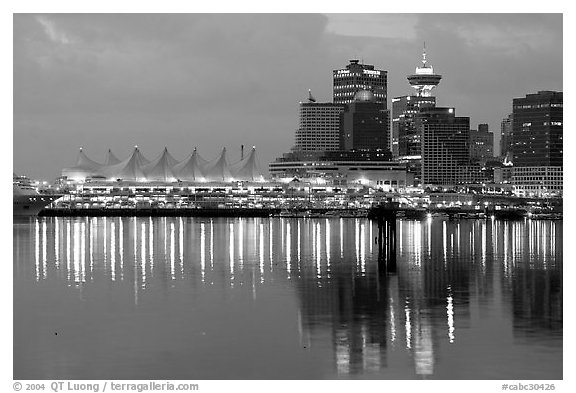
[340,90,390,154]
[333,60,387,106]
[500,114,513,159]
[392,96,436,158]
[512,91,563,167]
[469,124,494,162]
[510,91,563,197]
[293,97,346,152]
[417,107,470,186]
[392,47,442,185]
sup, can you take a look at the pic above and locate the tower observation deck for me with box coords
[407,45,442,97]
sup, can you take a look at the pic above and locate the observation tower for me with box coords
[407,45,442,97]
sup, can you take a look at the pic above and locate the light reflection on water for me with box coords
[14,217,562,380]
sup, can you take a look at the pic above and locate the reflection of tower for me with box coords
[407,44,442,98]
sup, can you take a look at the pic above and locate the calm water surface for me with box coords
[13,217,562,379]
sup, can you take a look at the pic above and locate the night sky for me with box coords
[13,13,563,181]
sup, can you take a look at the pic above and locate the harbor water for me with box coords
[13,217,562,379]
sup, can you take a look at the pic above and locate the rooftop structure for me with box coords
[61,146,265,183]
[407,45,442,97]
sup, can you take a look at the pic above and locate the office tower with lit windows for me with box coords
[417,107,470,186]
[500,114,513,159]
[293,95,346,152]
[512,91,562,167]
[392,95,436,158]
[333,60,387,106]
[469,123,494,163]
[510,91,563,196]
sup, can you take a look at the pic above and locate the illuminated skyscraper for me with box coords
[510,91,563,197]
[500,114,513,159]
[293,93,346,152]
[417,107,470,186]
[392,96,436,158]
[512,91,563,167]
[333,60,387,107]
[392,47,441,184]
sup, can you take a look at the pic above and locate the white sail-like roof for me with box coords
[231,146,265,181]
[61,147,103,180]
[173,148,206,181]
[105,149,121,166]
[142,147,178,182]
[202,148,233,182]
[102,147,148,181]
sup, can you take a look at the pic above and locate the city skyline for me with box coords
[13,13,563,180]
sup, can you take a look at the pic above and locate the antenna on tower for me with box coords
[422,42,427,66]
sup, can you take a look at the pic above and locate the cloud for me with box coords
[35,15,72,45]
[325,14,418,40]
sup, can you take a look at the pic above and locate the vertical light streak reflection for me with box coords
[179,218,184,278]
[119,219,124,281]
[42,220,47,280]
[229,223,234,284]
[447,287,455,343]
[442,221,447,262]
[360,222,366,274]
[325,220,331,271]
[492,219,497,257]
[141,223,146,288]
[355,220,360,266]
[200,223,206,282]
[315,222,321,278]
[111,222,116,281]
[55,218,60,269]
[170,222,176,281]
[73,223,81,283]
[269,222,273,266]
[339,218,344,258]
[89,219,94,279]
[66,221,71,282]
[405,300,412,349]
[399,220,403,250]
[81,221,86,283]
[297,221,301,267]
[413,221,422,267]
[35,219,40,281]
[503,221,509,278]
[103,218,106,272]
[471,224,475,258]
[149,218,154,275]
[239,219,244,266]
[260,222,265,282]
[133,219,138,306]
[481,224,487,272]
[210,220,214,269]
[390,298,396,345]
[286,221,291,277]
[427,217,431,255]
